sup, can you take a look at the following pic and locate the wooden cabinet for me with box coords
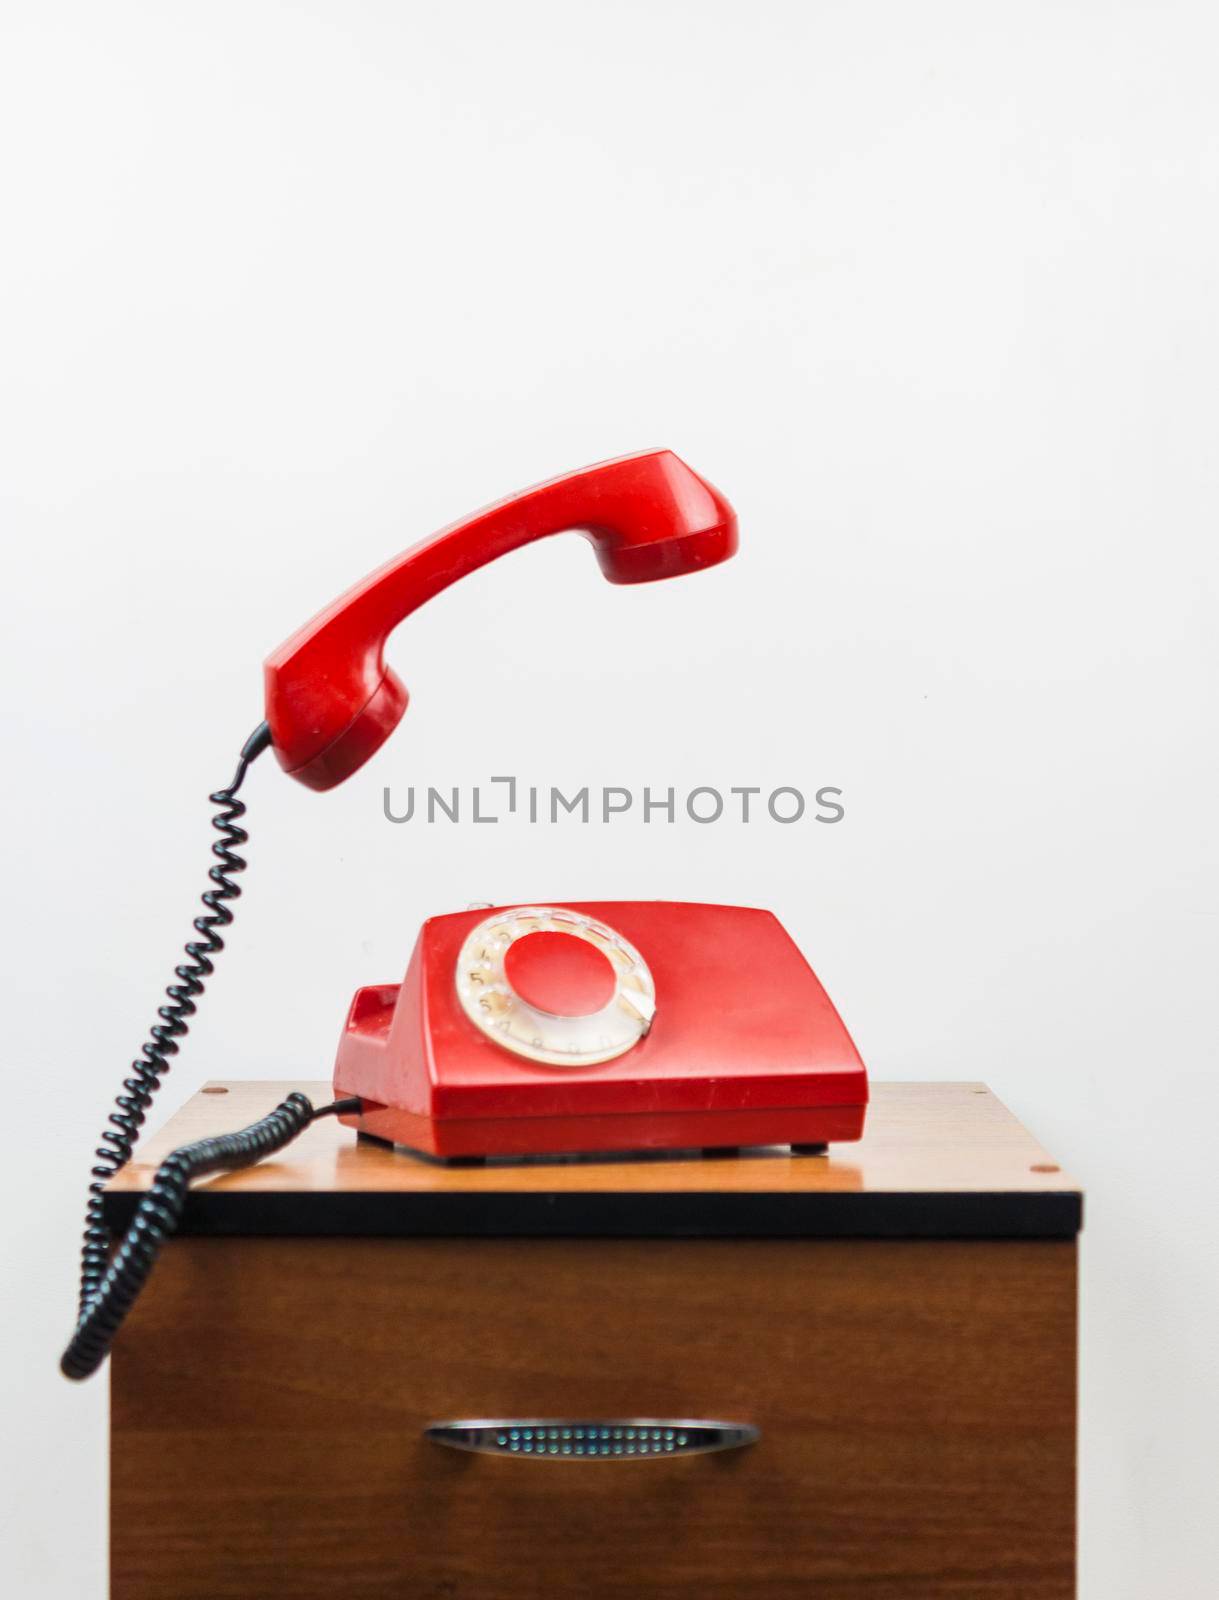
[108,1082,1080,1599]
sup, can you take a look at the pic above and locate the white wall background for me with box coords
[2,2,1216,1594]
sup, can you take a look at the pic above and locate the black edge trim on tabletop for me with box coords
[104,1187,1083,1240]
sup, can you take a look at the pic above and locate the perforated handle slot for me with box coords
[425,1420,758,1459]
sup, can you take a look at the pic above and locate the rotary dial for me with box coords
[455,907,655,1067]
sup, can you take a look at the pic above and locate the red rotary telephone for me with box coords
[259,447,867,1157]
[335,901,866,1158]
[63,448,867,1380]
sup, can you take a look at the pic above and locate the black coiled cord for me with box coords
[62,1091,357,1381]
[76,721,272,1312]
[61,721,358,1381]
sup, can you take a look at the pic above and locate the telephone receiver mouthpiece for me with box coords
[263,448,738,790]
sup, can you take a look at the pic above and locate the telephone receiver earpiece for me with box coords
[263,448,738,790]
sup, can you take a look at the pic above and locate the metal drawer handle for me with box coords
[425,1419,759,1459]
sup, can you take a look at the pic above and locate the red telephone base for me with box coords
[339,1101,866,1160]
[332,902,868,1161]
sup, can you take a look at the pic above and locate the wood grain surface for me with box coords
[111,1232,1077,1600]
[106,1079,1078,1208]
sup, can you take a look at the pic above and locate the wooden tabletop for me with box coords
[104,1080,1081,1240]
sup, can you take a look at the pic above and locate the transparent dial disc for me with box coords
[455,907,656,1067]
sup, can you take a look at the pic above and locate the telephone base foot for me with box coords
[356,1130,394,1149]
[791,1142,829,1156]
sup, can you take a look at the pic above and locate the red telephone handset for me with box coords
[264,448,737,790]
